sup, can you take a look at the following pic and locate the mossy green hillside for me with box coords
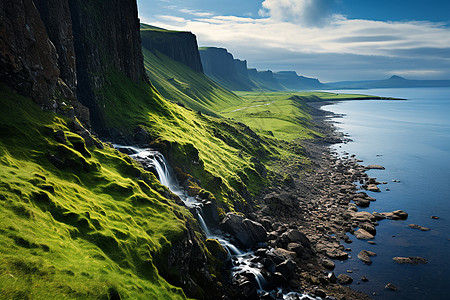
[0,85,196,299]
[141,48,243,116]
[222,91,393,141]
[97,72,271,209]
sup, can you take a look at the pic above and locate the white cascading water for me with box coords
[114,145,318,300]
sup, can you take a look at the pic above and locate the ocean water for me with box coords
[322,88,450,299]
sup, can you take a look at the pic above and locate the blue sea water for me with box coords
[322,88,450,299]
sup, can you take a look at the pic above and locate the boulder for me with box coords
[352,211,375,222]
[322,259,335,270]
[357,250,376,264]
[393,256,427,264]
[385,283,398,291]
[354,198,371,207]
[220,213,267,248]
[366,165,385,170]
[360,223,376,235]
[408,224,430,231]
[337,274,353,285]
[280,229,311,248]
[382,210,408,220]
[366,184,381,192]
[354,228,374,240]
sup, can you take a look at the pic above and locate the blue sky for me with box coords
[137,0,450,82]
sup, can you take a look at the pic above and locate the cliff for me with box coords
[0,0,148,133]
[140,27,203,73]
[199,47,256,91]
[274,71,328,90]
[248,68,285,91]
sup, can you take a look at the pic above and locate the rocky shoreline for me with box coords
[219,101,415,299]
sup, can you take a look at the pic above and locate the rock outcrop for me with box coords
[0,0,60,106]
[0,0,148,133]
[274,71,327,90]
[199,47,256,91]
[220,213,267,248]
[141,28,203,73]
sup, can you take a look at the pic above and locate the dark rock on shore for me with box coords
[366,165,385,170]
[220,213,267,248]
[382,210,408,220]
[337,274,353,285]
[354,229,374,240]
[385,283,398,291]
[357,250,376,264]
[408,224,430,231]
[393,256,427,264]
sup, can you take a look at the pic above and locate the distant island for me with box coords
[326,75,450,89]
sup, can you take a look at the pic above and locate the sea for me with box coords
[321,87,450,300]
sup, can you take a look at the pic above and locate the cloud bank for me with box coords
[142,2,450,81]
[259,0,337,27]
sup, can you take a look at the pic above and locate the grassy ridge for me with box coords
[142,48,243,116]
[98,71,270,208]
[0,85,190,299]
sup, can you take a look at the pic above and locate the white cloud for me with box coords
[142,3,450,80]
[259,0,337,27]
[179,8,213,17]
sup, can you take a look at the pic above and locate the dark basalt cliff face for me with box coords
[199,47,256,91]
[0,0,147,132]
[68,0,148,132]
[0,0,60,107]
[141,29,203,73]
[274,71,327,90]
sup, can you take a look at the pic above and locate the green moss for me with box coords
[0,85,189,299]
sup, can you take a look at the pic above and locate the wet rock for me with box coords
[359,223,376,236]
[393,256,427,264]
[237,280,259,300]
[408,224,430,231]
[361,276,369,282]
[276,260,296,280]
[327,272,337,283]
[354,198,371,207]
[357,250,376,264]
[280,229,311,248]
[372,212,386,221]
[431,216,439,220]
[366,184,381,192]
[322,259,335,270]
[337,274,353,285]
[354,229,374,240]
[352,211,375,223]
[366,165,385,170]
[382,210,408,220]
[385,283,398,291]
[220,213,267,248]
[270,248,297,263]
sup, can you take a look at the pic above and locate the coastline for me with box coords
[249,100,403,299]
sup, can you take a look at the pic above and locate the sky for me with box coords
[137,0,450,82]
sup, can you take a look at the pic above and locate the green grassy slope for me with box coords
[141,47,242,116]
[0,85,192,299]
[97,71,272,209]
[223,91,394,141]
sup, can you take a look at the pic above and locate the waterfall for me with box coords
[114,145,316,299]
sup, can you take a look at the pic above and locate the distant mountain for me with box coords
[199,47,329,91]
[327,75,450,89]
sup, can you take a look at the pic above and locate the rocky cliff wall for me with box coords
[141,29,203,73]
[274,71,327,90]
[0,0,60,107]
[199,47,256,91]
[0,0,148,132]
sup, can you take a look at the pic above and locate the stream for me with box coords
[114,145,318,300]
